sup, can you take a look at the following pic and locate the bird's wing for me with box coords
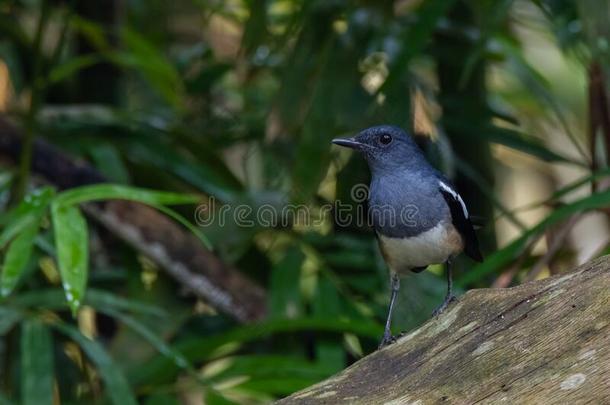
[438,181,483,262]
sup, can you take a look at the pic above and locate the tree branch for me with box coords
[280,256,610,404]
[0,116,266,322]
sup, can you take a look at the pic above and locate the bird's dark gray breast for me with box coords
[368,172,449,238]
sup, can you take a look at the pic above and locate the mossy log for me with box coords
[279,256,610,404]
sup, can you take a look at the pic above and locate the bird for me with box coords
[332,125,483,348]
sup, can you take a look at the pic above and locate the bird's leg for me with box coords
[379,273,400,349]
[432,259,456,317]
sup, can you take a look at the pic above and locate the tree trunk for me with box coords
[279,256,610,404]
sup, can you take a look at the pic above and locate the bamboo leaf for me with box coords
[10,288,166,317]
[455,158,526,231]
[154,204,213,250]
[502,168,610,216]
[458,189,610,286]
[53,184,211,249]
[53,184,199,207]
[0,187,54,248]
[0,392,14,405]
[269,247,305,319]
[129,317,382,386]
[500,37,589,161]
[86,290,167,317]
[88,143,130,183]
[0,307,22,335]
[53,323,137,405]
[446,121,582,165]
[312,278,344,371]
[107,309,192,374]
[21,320,54,405]
[123,135,243,201]
[484,126,581,165]
[204,390,240,405]
[47,54,102,85]
[51,204,88,314]
[0,187,54,296]
[382,0,457,92]
[109,28,184,110]
[1,220,39,296]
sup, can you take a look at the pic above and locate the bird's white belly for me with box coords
[377,222,463,275]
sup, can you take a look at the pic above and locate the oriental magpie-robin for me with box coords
[332,125,483,348]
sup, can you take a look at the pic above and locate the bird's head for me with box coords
[332,125,425,174]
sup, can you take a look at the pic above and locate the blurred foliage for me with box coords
[0,0,609,403]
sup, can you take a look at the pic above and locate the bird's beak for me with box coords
[331,137,365,150]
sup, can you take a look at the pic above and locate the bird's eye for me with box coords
[379,134,393,145]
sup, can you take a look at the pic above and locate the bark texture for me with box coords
[280,256,610,404]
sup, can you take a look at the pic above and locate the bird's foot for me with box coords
[432,295,456,317]
[378,333,397,349]
[396,330,407,339]
[378,329,410,349]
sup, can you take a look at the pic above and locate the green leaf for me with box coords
[47,54,102,85]
[268,247,304,319]
[10,288,166,317]
[53,184,199,207]
[88,143,130,184]
[381,0,457,93]
[0,392,14,405]
[53,323,137,405]
[85,290,167,317]
[52,184,200,311]
[109,28,184,110]
[455,158,526,231]
[0,307,22,335]
[239,377,322,396]
[483,126,581,165]
[508,167,610,215]
[458,188,610,286]
[21,320,54,405]
[204,355,333,382]
[457,0,514,87]
[500,38,589,161]
[53,184,211,249]
[0,187,54,248]
[124,136,242,201]
[51,204,88,314]
[1,220,39,296]
[107,309,191,373]
[0,33,27,95]
[144,394,181,405]
[154,204,213,250]
[0,187,54,297]
[446,121,581,166]
[312,278,344,371]
[204,390,239,405]
[70,15,109,50]
[129,317,382,386]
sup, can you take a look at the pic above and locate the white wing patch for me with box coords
[439,181,469,218]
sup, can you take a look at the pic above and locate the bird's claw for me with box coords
[378,334,397,349]
[432,295,456,317]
